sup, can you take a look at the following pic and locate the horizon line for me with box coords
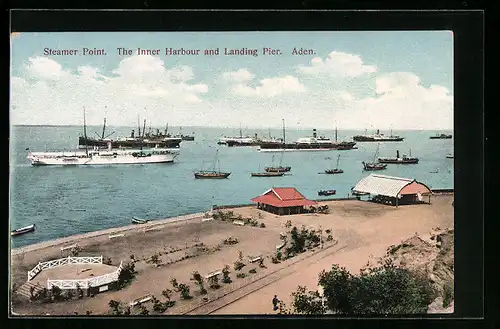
[10,124,453,131]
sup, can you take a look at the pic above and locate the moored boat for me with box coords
[353,129,404,142]
[362,144,387,171]
[11,224,36,236]
[430,133,452,139]
[322,154,344,174]
[251,172,285,177]
[194,149,231,179]
[318,190,336,196]
[131,217,149,224]
[446,154,454,159]
[378,150,419,164]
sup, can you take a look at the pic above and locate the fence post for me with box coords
[100,255,103,264]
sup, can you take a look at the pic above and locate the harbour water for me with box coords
[10,125,453,248]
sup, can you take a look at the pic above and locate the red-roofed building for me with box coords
[251,187,317,215]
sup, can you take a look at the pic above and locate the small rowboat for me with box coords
[131,217,149,224]
[11,224,36,237]
[318,190,336,196]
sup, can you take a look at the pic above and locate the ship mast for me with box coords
[83,106,88,157]
[282,119,286,144]
[335,126,338,142]
[142,119,146,138]
[137,115,141,138]
[101,118,106,139]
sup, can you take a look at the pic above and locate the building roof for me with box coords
[352,174,432,198]
[251,187,317,208]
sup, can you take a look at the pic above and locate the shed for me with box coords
[352,174,432,206]
[251,187,317,215]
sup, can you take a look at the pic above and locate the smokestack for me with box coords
[397,150,400,158]
[131,129,135,138]
[156,128,160,135]
[255,133,258,139]
[313,129,317,138]
[376,129,380,135]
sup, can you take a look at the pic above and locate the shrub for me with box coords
[285,220,292,229]
[222,265,232,283]
[234,261,245,271]
[236,273,247,279]
[51,286,62,301]
[138,304,149,315]
[260,223,266,228]
[170,278,179,291]
[223,237,239,245]
[103,257,113,265]
[258,258,266,268]
[149,253,163,266]
[443,281,454,308]
[208,275,221,289]
[162,289,173,301]
[117,262,137,288]
[179,284,192,300]
[271,256,280,264]
[326,235,333,242]
[276,251,283,261]
[249,268,257,274]
[108,300,130,315]
[191,271,207,295]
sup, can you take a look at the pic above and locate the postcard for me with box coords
[10,28,456,316]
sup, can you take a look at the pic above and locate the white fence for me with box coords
[27,256,103,281]
[47,261,123,290]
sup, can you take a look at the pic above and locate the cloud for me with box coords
[297,51,377,77]
[11,55,209,126]
[222,68,255,82]
[231,75,306,97]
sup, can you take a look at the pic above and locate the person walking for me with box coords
[272,295,279,311]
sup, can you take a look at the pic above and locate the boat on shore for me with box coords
[131,217,149,224]
[12,224,36,237]
[194,149,231,179]
[318,190,336,196]
[430,133,452,139]
[353,129,404,142]
[378,150,419,164]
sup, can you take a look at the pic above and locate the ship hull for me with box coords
[194,173,231,179]
[353,136,404,142]
[378,158,419,164]
[27,153,177,166]
[259,142,356,152]
[78,137,182,149]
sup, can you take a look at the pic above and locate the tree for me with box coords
[108,300,122,315]
[208,275,221,289]
[314,263,435,315]
[118,262,137,288]
[162,289,173,301]
[178,284,192,300]
[191,271,207,295]
[291,286,326,315]
[222,265,232,283]
[138,304,149,315]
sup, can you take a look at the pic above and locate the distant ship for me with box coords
[78,118,182,149]
[353,129,404,142]
[194,149,231,179]
[362,143,387,171]
[259,121,356,152]
[378,150,419,164]
[430,133,452,139]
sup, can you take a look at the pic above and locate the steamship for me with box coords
[353,129,404,142]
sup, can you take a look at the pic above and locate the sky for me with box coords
[10,31,453,129]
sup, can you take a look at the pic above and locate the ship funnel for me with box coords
[313,129,317,138]
[255,133,258,139]
[376,129,380,135]
[107,141,112,151]
[131,129,135,138]
[397,150,400,158]
[156,129,160,135]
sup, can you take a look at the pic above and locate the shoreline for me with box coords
[11,190,453,255]
[11,211,206,256]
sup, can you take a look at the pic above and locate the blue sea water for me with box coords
[9,126,453,248]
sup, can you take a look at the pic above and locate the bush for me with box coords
[208,275,221,289]
[249,268,257,274]
[103,257,113,265]
[108,300,130,315]
[271,256,280,264]
[222,265,232,283]
[191,271,207,295]
[51,286,62,301]
[442,281,454,308]
[234,261,245,271]
[162,289,173,301]
[117,262,137,288]
[178,284,192,300]
[326,235,333,242]
[236,273,247,279]
[223,237,239,245]
[260,223,266,228]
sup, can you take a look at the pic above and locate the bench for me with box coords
[232,220,245,226]
[129,294,152,307]
[205,270,222,279]
[60,244,78,251]
[109,233,124,239]
[202,217,213,222]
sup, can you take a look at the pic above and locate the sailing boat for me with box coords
[194,150,231,179]
[251,163,284,177]
[362,143,387,171]
[324,154,344,174]
[264,137,291,172]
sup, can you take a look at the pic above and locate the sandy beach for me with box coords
[11,194,453,316]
